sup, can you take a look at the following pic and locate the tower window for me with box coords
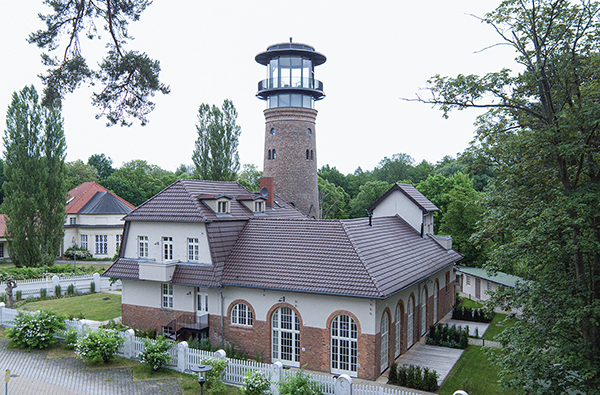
[311,150,314,161]
[307,128,312,136]
[272,149,276,159]
[306,149,309,160]
[268,150,271,160]
[270,128,276,135]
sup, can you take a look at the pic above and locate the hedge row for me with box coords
[388,362,438,392]
[452,306,495,323]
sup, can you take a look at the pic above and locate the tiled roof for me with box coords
[370,183,439,213]
[124,179,306,222]
[67,182,135,214]
[79,191,133,215]
[222,216,462,298]
[103,259,139,279]
[456,266,521,287]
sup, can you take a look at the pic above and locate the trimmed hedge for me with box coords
[388,364,438,392]
[426,323,469,349]
[452,306,495,323]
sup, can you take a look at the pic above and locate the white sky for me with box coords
[0,1,515,175]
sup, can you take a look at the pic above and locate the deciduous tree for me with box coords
[192,99,241,181]
[3,85,67,267]
[414,0,600,392]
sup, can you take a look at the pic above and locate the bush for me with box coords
[75,328,125,363]
[426,323,469,349]
[225,342,247,360]
[242,369,271,395]
[134,327,157,339]
[139,335,172,371]
[67,284,76,295]
[391,365,439,392]
[200,356,229,395]
[388,362,398,384]
[7,310,66,349]
[63,327,79,349]
[40,288,47,299]
[54,284,62,297]
[278,369,324,395]
[64,246,93,260]
[90,281,96,293]
[15,290,22,300]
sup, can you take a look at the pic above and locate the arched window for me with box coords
[268,150,272,160]
[272,307,300,367]
[272,149,277,159]
[421,287,428,336]
[331,314,358,376]
[407,295,414,349]
[433,281,439,324]
[231,303,253,326]
[395,303,403,358]
[306,149,309,160]
[310,150,314,161]
[306,128,312,136]
[270,128,276,135]
[380,312,389,372]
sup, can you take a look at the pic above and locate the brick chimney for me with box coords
[260,177,275,207]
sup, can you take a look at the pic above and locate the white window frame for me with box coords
[116,234,122,253]
[272,307,300,367]
[395,304,402,358]
[331,314,358,377]
[162,283,173,309]
[138,236,148,258]
[218,201,229,214]
[80,235,88,251]
[407,295,414,349]
[231,303,253,326]
[95,235,108,255]
[197,288,208,314]
[466,275,471,286]
[421,287,428,336]
[163,237,173,261]
[254,201,264,213]
[380,312,389,372]
[188,238,199,261]
[69,217,76,225]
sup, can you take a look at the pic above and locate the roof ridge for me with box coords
[181,180,210,221]
[340,220,385,298]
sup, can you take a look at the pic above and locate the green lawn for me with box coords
[458,297,484,309]
[483,313,518,341]
[439,346,517,395]
[18,292,122,321]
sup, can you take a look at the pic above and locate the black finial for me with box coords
[290,37,293,43]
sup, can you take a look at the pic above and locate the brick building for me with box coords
[104,180,461,380]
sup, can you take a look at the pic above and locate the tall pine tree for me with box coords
[3,85,67,267]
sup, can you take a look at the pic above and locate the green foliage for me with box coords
[90,281,96,293]
[0,263,100,281]
[277,369,324,395]
[134,327,157,339]
[28,1,169,126]
[200,356,229,391]
[63,246,93,260]
[54,284,61,297]
[388,362,398,385]
[426,323,469,349]
[193,99,242,181]
[87,154,115,180]
[139,335,172,371]
[3,85,67,268]
[65,160,99,190]
[75,328,125,363]
[39,288,47,299]
[318,176,350,219]
[15,290,22,300]
[242,370,271,395]
[63,327,79,349]
[349,180,391,218]
[421,1,600,392]
[7,309,66,349]
[237,164,262,192]
[392,365,438,392]
[452,306,495,323]
[66,284,76,295]
[224,342,247,360]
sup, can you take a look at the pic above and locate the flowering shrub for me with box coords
[278,369,324,395]
[62,327,79,349]
[242,370,271,395]
[139,335,172,371]
[7,310,66,349]
[200,356,229,394]
[75,328,124,363]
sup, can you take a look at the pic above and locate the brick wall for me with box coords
[122,303,192,331]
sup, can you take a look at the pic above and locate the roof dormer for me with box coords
[237,195,268,214]
[198,194,233,215]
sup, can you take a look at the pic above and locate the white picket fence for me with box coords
[0,304,429,395]
[0,273,121,299]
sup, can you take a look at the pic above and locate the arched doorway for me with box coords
[272,306,300,367]
[394,303,403,358]
[331,314,358,376]
[421,287,428,336]
[380,311,389,372]
[407,295,414,349]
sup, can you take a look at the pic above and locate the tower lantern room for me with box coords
[256,39,326,109]
[256,40,326,218]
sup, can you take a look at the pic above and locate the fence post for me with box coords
[271,361,283,395]
[0,302,4,326]
[52,276,60,296]
[214,349,227,360]
[177,341,188,373]
[123,329,136,359]
[93,273,100,293]
[335,375,352,395]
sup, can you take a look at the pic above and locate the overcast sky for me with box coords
[0,1,514,175]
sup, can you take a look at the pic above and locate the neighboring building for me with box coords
[64,182,135,259]
[455,266,521,302]
[256,40,326,218]
[0,215,8,260]
[104,180,462,380]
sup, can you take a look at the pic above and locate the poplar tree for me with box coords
[3,85,67,267]
[192,99,241,181]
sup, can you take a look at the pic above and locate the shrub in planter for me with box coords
[388,362,398,384]
[40,288,47,299]
[423,368,439,392]
[139,335,172,372]
[397,364,407,386]
[7,310,66,349]
[242,369,271,395]
[90,281,96,293]
[54,284,62,297]
[75,328,125,363]
[278,368,324,395]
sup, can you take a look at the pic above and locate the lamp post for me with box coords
[190,364,213,395]
[71,236,77,276]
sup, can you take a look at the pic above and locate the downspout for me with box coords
[220,285,225,346]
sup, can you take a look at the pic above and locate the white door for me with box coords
[380,312,389,372]
[272,307,300,367]
[407,296,414,348]
[394,305,402,358]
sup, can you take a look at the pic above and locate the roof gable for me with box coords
[79,191,134,215]
[369,183,439,213]
[67,182,135,214]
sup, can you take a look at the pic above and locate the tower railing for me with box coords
[258,77,323,91]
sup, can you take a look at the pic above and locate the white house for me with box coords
[63,182,135,259]
[104,180,462,380]
[455,265,521,302]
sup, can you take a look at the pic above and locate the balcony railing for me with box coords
[258,77,324,92]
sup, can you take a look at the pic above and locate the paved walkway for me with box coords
[393,342,464,386]
[0,340,183,395]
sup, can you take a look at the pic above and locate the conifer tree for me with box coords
[3,85,67,267]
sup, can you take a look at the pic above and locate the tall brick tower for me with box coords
[256,40,326,218]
